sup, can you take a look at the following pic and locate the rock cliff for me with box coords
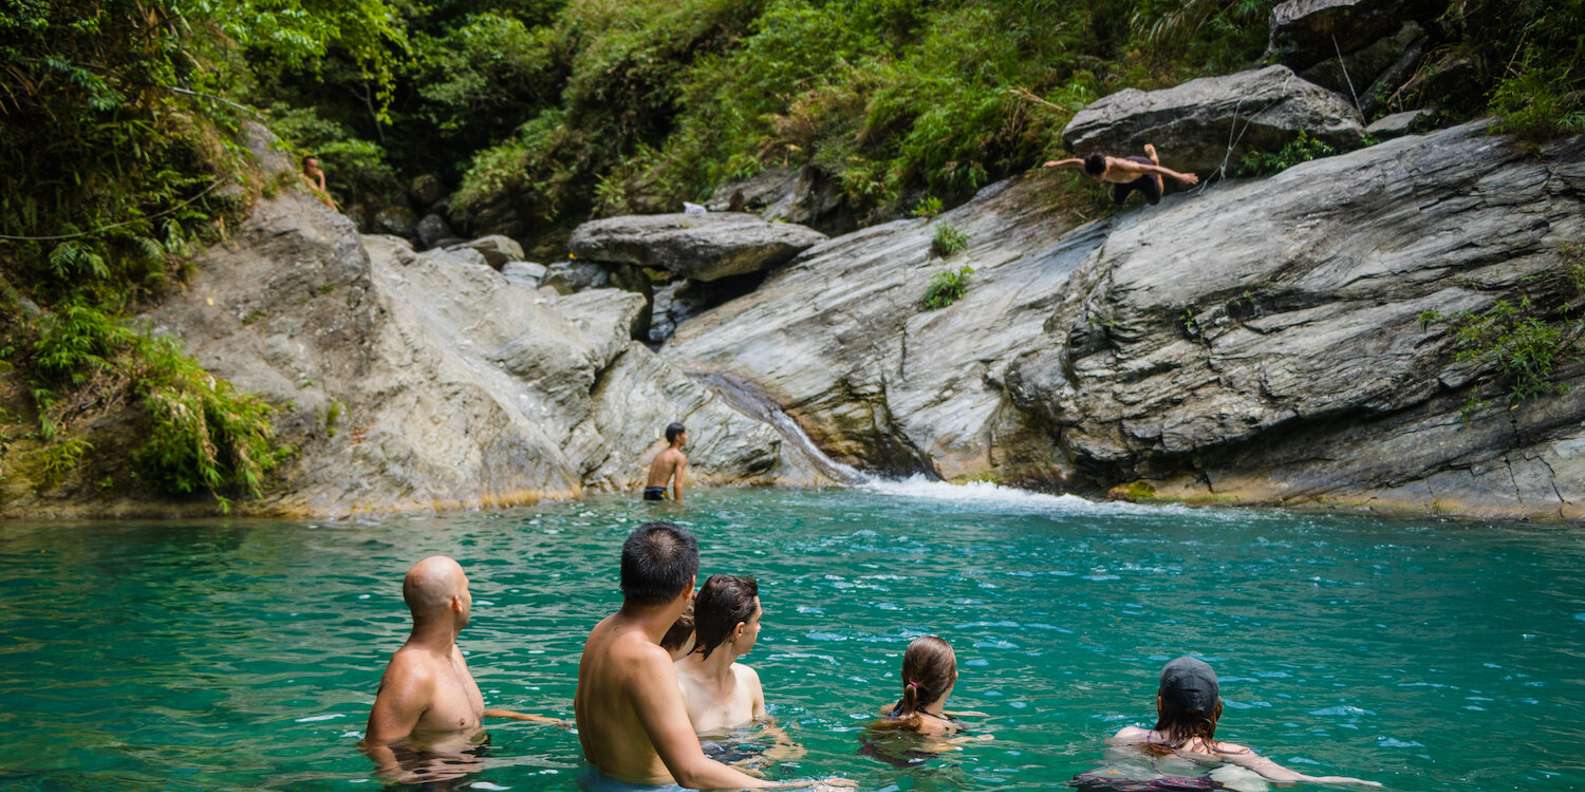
[668,123,1585,520]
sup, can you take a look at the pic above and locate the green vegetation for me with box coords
[1440,0,1585,143]
[921,266,975,310]
[1236,132,1337,177]
[930,223,970,258]
[911,197,945,219]
[1420,244,1585,416]
[6,0,1585,508]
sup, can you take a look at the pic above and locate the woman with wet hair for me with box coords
[881,635,962,736]
[675,574,767,732]
[1084,657,1379,789]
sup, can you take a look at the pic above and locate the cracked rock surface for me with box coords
[672,122,1585,520]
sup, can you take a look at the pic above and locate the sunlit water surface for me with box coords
[3,483,1584,791]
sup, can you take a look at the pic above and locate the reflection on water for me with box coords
[2,488,1584,790]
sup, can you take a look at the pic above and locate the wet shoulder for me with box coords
[1110,725,1150,742]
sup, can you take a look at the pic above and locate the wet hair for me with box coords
[893,635,956,718]
[660,600,695,653]
[1152,676,1224,751]
[665,422,686,444]
[620,522,699,606]
[690,574,759,659]
[1083,153,1107,176]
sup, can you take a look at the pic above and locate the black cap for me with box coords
[1159,656,1219,715]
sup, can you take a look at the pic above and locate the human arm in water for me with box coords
[1107,157,1200,186]
[361,654,434,778]
[631,648,846,789]
[1215,742,1380,787]
[672,455,687,504]
[482,708,572,728]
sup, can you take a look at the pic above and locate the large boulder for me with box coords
[372,205,417,239]
[501,261,547,288]
[415,213,453,249]
[706,166,856,235]
[449,234,524,269]
[1061,65,1365,175]
[409,173,448,208]
[669,122,1585,520]
[1266,0,1445,72]
[569,213,828,282]
[542,261,611,294]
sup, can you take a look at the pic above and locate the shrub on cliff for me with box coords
[922,266,975,311]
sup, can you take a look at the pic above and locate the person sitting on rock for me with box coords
[301,154,337,209]
[644,421,689,503]
[1043,144,1199,206]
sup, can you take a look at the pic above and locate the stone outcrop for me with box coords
[40,160,823,517]
[706,165,856,235]
[569,213,827,282]
[669,123,1585,520]
[1061,65,1365,174]
[1266,0,1444,72]
[449,234,524,269]
[1366,109,1436,139]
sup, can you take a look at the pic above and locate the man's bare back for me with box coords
[575,614,685,784]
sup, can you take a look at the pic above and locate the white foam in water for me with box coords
[860,475,1175,515]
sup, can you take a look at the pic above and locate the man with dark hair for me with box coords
[643,422,689,503]
[574,524,847,790]
[1043,143,1199,207]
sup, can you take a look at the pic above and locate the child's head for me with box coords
[660,599,695,661]
[898,635,957,715]
[1153,656,1223,747]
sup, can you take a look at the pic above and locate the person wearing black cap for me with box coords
[1100,657,1379,788]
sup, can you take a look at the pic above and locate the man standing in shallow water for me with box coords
[574,522,850,790]
[644,422,689,503]
[362,556,561,783]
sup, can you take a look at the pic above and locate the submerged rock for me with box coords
[569,213,827,282]
[1061,65,1365,175]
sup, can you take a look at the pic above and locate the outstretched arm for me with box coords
[1216,743,1380,787]
[483,708,572,728]
[1139,162,1200,185]
[1042,158,1085,170]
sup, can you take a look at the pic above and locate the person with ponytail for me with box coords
[1095,657,1379,788]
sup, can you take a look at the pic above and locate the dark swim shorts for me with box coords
[642,487,667,501]
[1112,155,1163,206]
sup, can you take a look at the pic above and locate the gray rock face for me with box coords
[1267,0,1445,71]
[1366,109,1435,139]
[670,123,1585,520]
[501,261,547,288]
[569,213,828,282]
[373,205,418,238]
[706,166,855,234]
[450,234,524,269]
[1061,65,1365,174]
[542,261,611,294]
[1297,21,1425,104]
[415,213,453,249]
[100,190,818,518]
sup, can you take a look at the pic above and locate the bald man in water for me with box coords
[362,556,560,782]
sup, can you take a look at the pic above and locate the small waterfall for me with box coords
[694,372,869,486]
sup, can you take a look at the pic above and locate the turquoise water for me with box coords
[3,483,1584,791]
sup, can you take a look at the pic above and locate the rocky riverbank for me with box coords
[5,0,1581,522]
